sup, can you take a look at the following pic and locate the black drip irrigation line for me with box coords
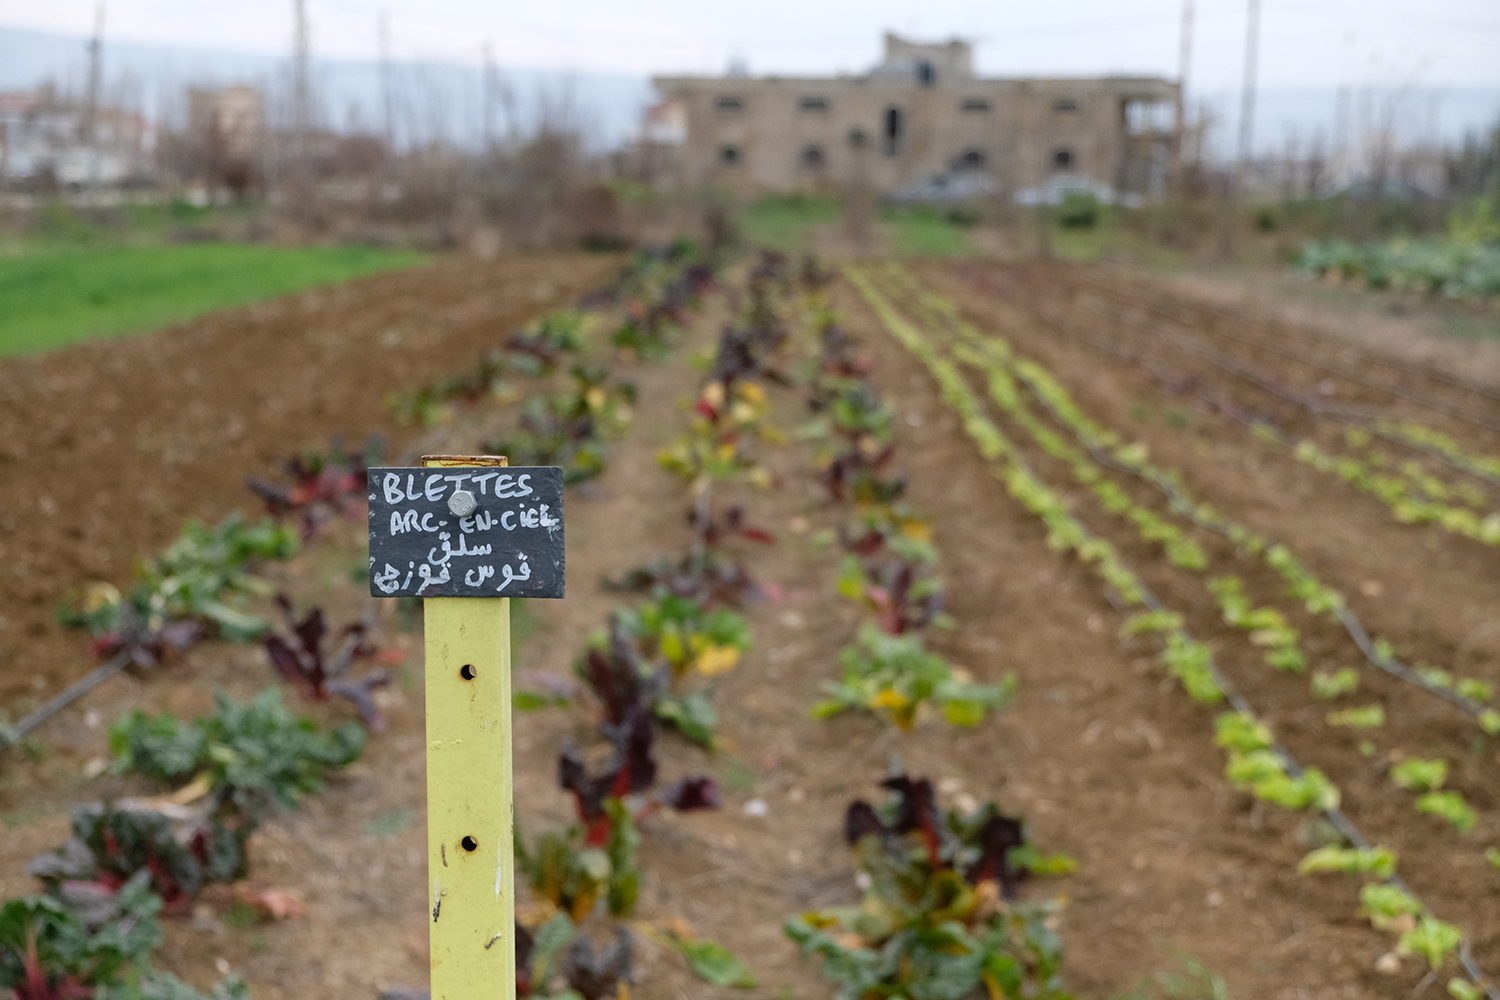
[1358,424,1500,491]
[1018,362,1494,725]
[1042,290,1500,496]
[868,269,1500,1000]
[0,650,133,751]
[1079,272,1500,428]
[1112,302,1500,490]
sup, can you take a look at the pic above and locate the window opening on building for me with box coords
[799,95,829,112]
[1051,147,1075,171]
[720,144,742,167]
[714,95,744,113]
[1053,97,1080,112]
[884,106,903,156]
[960,97,990,113]
[953,148,986,171]
[801,145,826,170]
[1124,100,1173,134]
[916,60,935,86]
[848,127,868,149]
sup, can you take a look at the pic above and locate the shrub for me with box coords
[1055,192,1101,230]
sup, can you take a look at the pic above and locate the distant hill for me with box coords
[2,22,1496,156]
[0,23,656,149]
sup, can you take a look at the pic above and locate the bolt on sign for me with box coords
[368,456,565,1000]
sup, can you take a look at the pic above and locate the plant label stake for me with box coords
[368,455,565,999]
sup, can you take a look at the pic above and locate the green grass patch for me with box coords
[0,243,427,356]
[882,206,976,258]
[741,193,842,253]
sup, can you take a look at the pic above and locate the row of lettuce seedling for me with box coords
[849,264,1495,1000]
[882,266,1497,847]
[0,246,713,1000]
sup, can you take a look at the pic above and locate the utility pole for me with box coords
[1237,0,1261,182]
[82,2,105,192]
[291,0,313,223]
[1171,0,1194,194]
[481,42,496,155]
[379,10,394,153]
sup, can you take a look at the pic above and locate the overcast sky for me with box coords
[2,0,1498,93]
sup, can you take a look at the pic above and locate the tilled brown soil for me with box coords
[0,251,616,713]
[0,255,1495,1000]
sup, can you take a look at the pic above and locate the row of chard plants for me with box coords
[499,250,891,998]
[848,262,1497,1000]
[482,250,826,999]
[779,266,1080,1000]
[493,249,773,1000]
[0,246,717,1000]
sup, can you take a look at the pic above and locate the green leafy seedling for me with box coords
[1310,668,1359,700]
[1449,979,1484,1000]
[1398,915,1462,970]
[1414,791,1477,834]
[1327,705,1385,728]
[1213,712,1272,754]
[1456,678,1494,703]
[1298,845,1398,879]
[1120,611,1184,637]
[1390,758,1448,794]
[1359,884,1422,931]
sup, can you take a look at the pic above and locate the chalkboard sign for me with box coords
[367,466,565,599]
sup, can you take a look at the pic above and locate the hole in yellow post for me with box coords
[461,835,479,852]
[460,663,477,680]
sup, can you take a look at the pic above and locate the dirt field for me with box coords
[0,252,1496,999]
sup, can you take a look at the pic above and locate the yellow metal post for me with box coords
[422,455,516,1000]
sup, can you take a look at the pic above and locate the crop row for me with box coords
[500,252,804,1000]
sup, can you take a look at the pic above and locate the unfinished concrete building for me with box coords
[652,33,1178,203]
